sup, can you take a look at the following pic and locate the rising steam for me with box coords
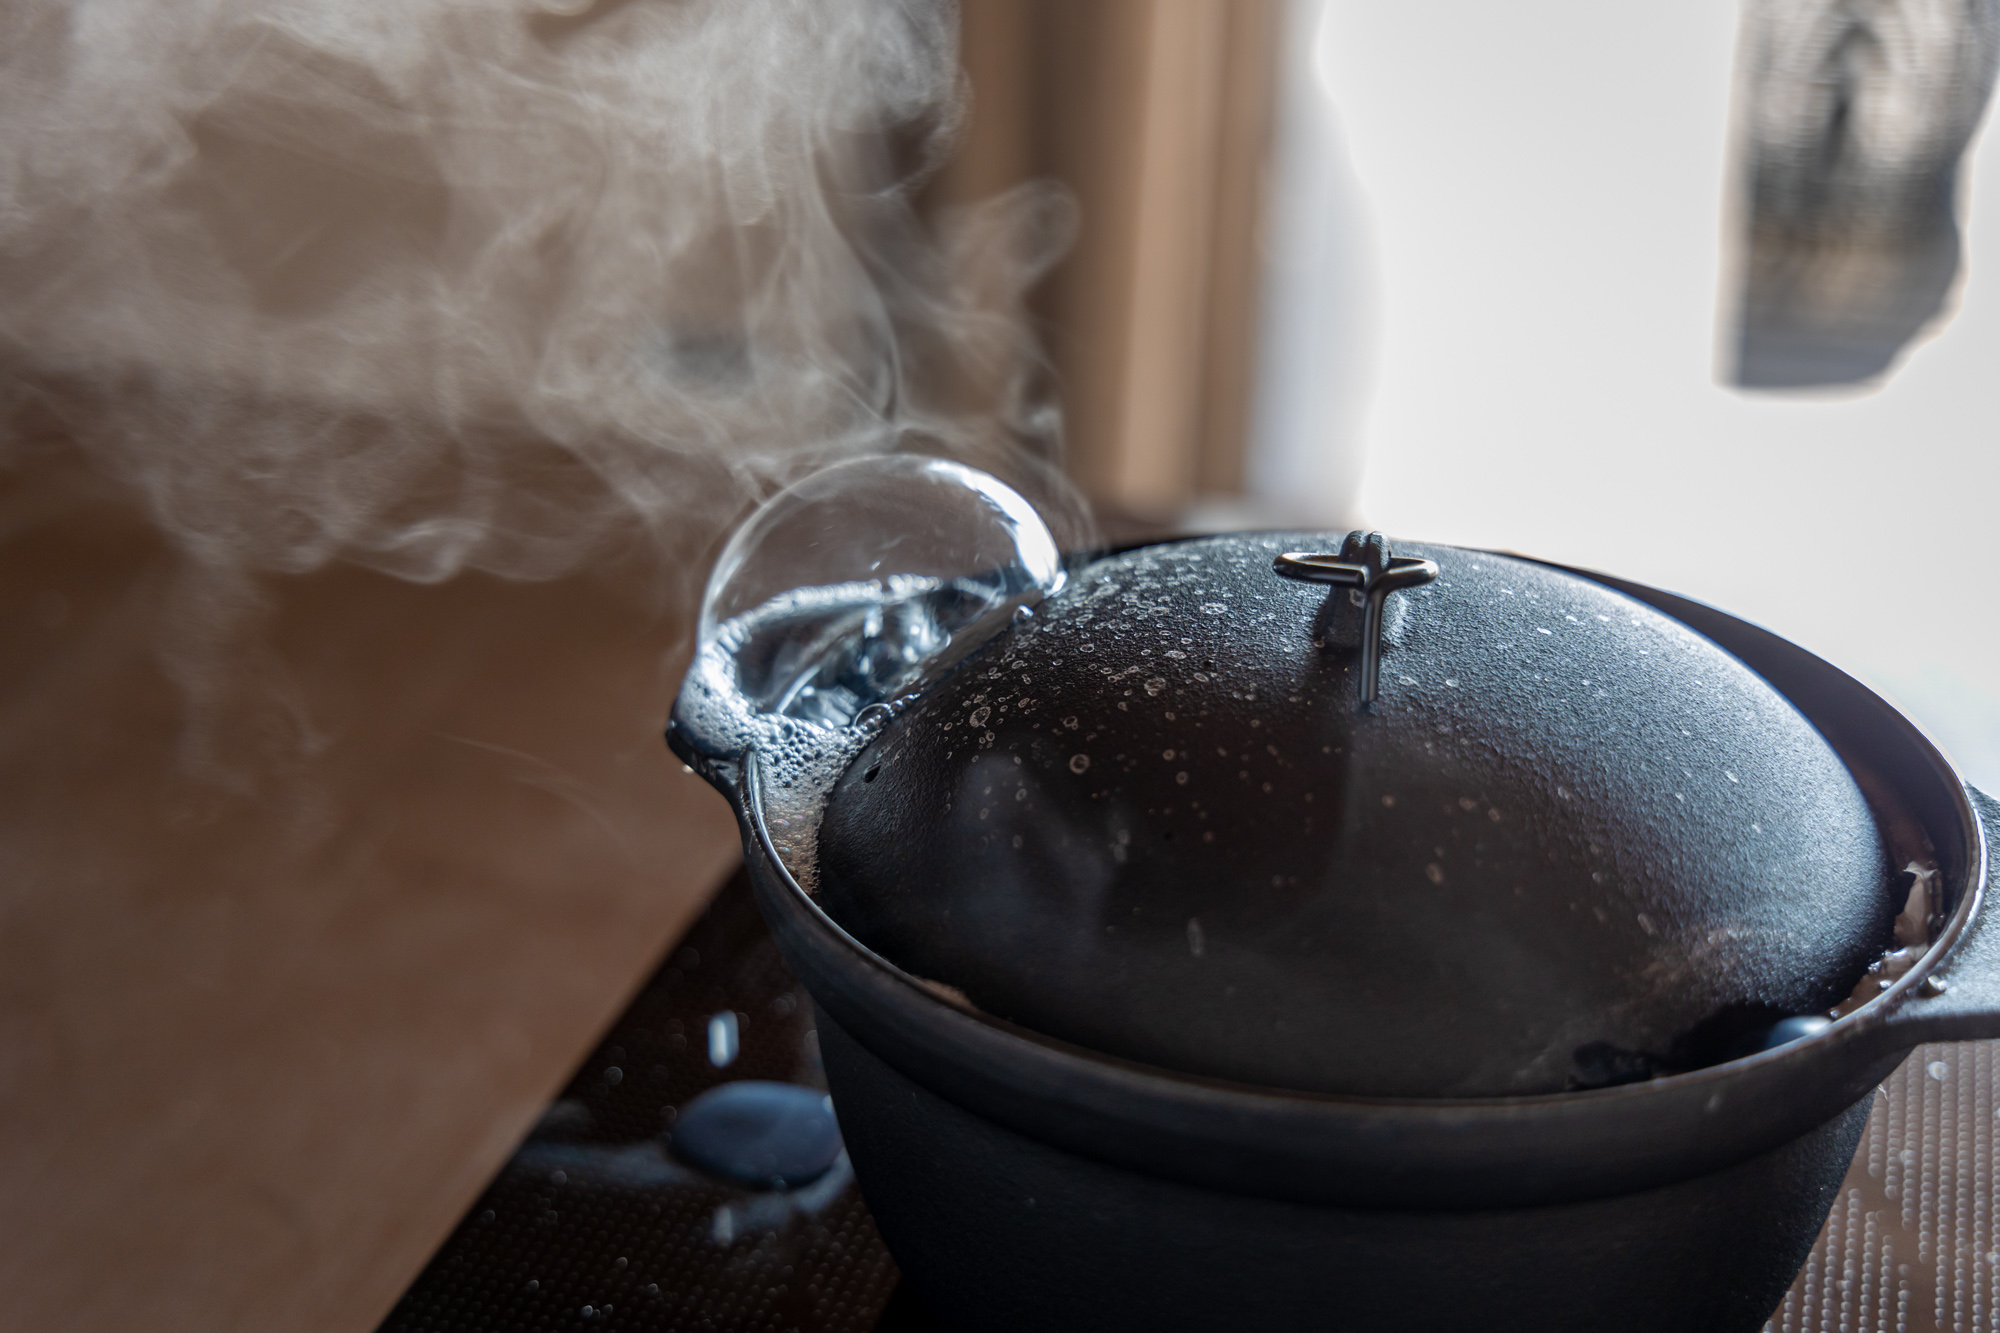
[0,0,1082,595]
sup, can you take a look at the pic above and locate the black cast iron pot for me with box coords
[670,530,2000,1333]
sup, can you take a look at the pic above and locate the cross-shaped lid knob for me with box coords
[1272,532,1438,705]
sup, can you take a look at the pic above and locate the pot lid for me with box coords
[814,531,1895,1097]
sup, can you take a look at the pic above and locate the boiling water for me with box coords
[676,580,992,888]
[673,456,1066,889]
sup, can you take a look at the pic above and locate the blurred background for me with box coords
[930,0,2000,796]
[3,0,1999,1328]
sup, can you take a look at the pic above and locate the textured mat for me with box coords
[1767,1042,2000,1333]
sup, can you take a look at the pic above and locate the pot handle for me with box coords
[1881,785,2000,1045]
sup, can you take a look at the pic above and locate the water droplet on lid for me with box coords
[1069,754,1091,774]
[1929,1060,1950,1081]
[1745,1014,1829,1054]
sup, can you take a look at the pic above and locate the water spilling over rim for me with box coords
[675,583,930,892]
[673,454,1066,889]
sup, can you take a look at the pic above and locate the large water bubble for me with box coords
[695,454,1063,734]
[680,452,1064,752]
[671,455,1064,886]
